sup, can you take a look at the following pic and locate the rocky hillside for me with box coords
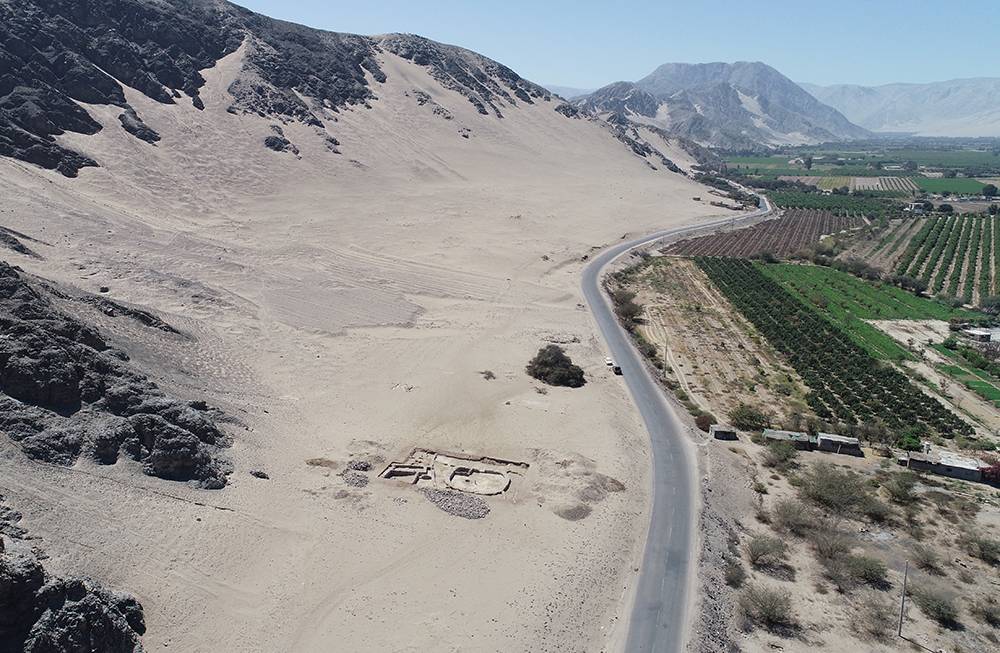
[574,61,869,148]
[803,78,1000,137]
[0,261,231,488]
[0,0,557,177]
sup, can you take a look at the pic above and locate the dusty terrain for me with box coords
[0,45,723,651]
[623,256,1000,653]
[703,436,1000,653]
[631,257,812,426]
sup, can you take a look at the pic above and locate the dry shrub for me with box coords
[912,543,943,575]
[958,531,1000,566]
[910,583,960,628]
[762,441,798,471]
[772,499,814,536]
[724,560,747,588]
[799,463,871,517]
[739,584,795,631]
[971,597,1000,628]
[809,528,853,562]
[852,592,895,641]
[862,496,893,524]
[884,471,919,505]
[745,534,788,568]
[825,554,888,592]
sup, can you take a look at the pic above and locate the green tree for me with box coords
[728,403,771,431]
[526,345,586,388]
[983,184,997,198]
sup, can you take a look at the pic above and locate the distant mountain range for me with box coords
[571,62,869,149]
[545,85,596,100]
[802,78,1000,137]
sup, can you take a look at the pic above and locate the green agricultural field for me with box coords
[915,177,986,194]
[696,257,971,435]
[816,176,852,190]
[889,149,1000,168]
[725,156,791,167]
[937,363,1000,404]
[758,263,976,361]
[768,191,895,217]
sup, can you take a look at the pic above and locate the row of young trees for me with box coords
[696,257,972,437]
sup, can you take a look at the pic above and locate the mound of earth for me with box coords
[0,261,230,488]
[0,495,146,653]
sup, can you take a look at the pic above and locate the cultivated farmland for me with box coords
[768,191,895,217]
[759,264,974,361]
[866,215,1000,305]
[915,177,986,194]
[853,176,919,193]
[696,258,972,436]
[662,209,863,258]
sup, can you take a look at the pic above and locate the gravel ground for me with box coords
[690,443,757,653]
[419,488,490,519]
[341,471,369,487]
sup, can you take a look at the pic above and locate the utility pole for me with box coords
[897,560,909,638]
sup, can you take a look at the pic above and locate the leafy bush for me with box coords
[745,534,788,568]
[884,472,919,504]
[610,288,642,328]
[525,345,585,388]
[911,584,960,627]
[772,499,814,536]
[728,403,771,432]
[739,584,795,630]
[845,555,888,586]
[822,553,889,592]
[799,464,872,517]
[762,441,798,470]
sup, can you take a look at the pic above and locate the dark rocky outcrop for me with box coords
[0,495,146,653]
[1,1,563,176]
[0,226,42,259]
[117,107,160,144]
[380,34,550,118]
[264,136,297,155]
[0,261,229,488]
[554,103,581,118]
[0,0,242,175]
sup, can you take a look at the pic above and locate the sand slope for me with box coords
[0,45,721,651]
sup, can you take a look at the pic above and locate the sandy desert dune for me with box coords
[0,37,725,651]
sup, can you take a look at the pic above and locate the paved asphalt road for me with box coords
[581,198,771,652]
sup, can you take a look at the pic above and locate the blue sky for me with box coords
[236,0,999,88]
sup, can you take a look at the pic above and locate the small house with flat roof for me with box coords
[816,433,863,456]
[906,450,983,483]
[763,429,814,450]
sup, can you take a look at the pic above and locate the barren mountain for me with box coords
[575,61,869,148]
[803,78,1000,136]
[0,1,723,651]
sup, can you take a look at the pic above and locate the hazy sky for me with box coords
[236,0,998,88]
